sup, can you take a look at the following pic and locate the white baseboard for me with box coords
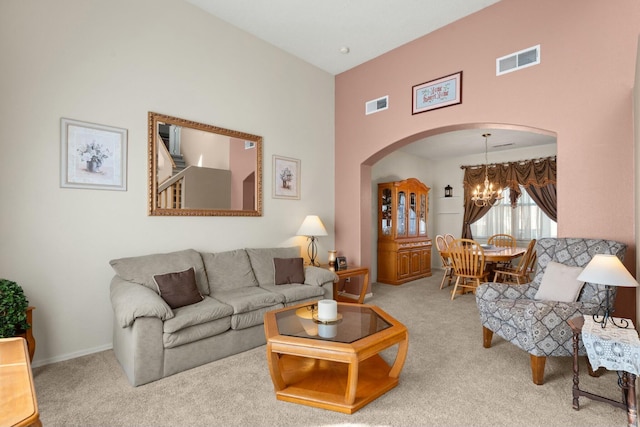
[31,343,113,368]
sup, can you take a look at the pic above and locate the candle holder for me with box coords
[328,250,337,268]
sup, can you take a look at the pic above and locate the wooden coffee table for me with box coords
[264,301,408,414]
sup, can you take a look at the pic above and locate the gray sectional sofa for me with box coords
[109,246,337,386]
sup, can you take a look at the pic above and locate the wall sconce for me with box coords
[445,185,453,198]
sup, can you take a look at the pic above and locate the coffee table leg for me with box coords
[389,332,409,378]
[345,356,359,405]
[266,344,286,391]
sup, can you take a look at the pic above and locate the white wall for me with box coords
[0,0,335,366]
[371,143,557,276]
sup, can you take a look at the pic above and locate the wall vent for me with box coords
[496,45,540,76]
[365,95,389,115]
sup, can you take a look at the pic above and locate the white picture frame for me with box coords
[60,118,128,191]
[272,155,300,199]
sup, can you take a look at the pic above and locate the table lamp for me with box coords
[296,215,328,266]
[576,254,638,328]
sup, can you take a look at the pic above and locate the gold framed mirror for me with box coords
[148,112,262,216]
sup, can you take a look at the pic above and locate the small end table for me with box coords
[568,316,638,427]
[321,265,369,304]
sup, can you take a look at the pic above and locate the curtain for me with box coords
[524,183,557,222]
[461,156,557,237]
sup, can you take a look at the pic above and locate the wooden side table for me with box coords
[322,265,369,304]
[16,306,36,362]
[568,316,638,427]
[0,337,42,427]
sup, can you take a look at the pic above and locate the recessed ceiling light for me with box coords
[339,46,350,54]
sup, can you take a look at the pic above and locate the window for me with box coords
[471,187,557,241]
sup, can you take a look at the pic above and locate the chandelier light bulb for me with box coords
[472,133,504,207]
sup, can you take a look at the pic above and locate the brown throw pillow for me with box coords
[273,257,305,285]
[153,267,203,309]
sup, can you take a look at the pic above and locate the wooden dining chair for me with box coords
[448,239,489,300]
[488,234,517,248]
[435,235,455,289]
[488,233,517,269]
[444,233,455,248]
[493,239,537,284]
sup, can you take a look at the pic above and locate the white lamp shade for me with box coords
[296,215,328,237]
[576,254,638,287]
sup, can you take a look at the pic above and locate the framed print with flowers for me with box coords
[272,155,300,199]
[60,118,128,191]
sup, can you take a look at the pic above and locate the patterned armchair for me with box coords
[476,237,626,385]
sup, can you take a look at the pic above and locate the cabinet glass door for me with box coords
[419,194,427,235]
[397,191,406,236]
[408,192,417,236]
[381,188,392,236]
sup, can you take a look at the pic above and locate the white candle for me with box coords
[317,299,338,321]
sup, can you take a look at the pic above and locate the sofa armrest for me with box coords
[110,276,174,328]
[304,266,338,287]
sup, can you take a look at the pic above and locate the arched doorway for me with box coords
[363,123,557,283]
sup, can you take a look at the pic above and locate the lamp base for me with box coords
[593,310,631,329]
[307,237,320,266]
[594,286,630,328]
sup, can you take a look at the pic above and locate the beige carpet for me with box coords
[33,272,627,426]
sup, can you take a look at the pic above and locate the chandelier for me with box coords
[472,133,503,207]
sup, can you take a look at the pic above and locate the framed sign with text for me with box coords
[412,71,462,115]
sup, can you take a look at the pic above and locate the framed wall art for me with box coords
[272,155,300,199]
[60,118,128,191]
[412,71,462,115]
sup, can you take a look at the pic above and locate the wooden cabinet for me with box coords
[377,178,432,285]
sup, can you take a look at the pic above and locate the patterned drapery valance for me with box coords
[461,156,556,206]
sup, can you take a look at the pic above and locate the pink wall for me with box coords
[335,0,639,312]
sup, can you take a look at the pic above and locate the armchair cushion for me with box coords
[534,261,585,302]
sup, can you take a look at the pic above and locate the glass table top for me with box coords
[274,302,392,343]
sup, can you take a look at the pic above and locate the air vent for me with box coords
[365,95,389,115]
[493,143,515,148]
[496,45,540,76]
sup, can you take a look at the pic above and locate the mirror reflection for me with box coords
[148,112,262,216]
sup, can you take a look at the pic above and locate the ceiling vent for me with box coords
[496,45,540,76]
[365,95,389,115]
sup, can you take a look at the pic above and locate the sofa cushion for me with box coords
[162,297,233,348]
[246,247,300,286]
[110,249,209,296]
[230,304,284,330]
[153,267,204,309]
[211,286,284,314]
[163,296,233,334]
[201,249,258,292]
[273,257,305,285]
[534,261,585,302]
[260,282,325,304]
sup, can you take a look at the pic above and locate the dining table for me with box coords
[440,245,527,277]
[440,246,526,262]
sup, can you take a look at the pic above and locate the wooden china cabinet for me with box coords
[377,178,432,285]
